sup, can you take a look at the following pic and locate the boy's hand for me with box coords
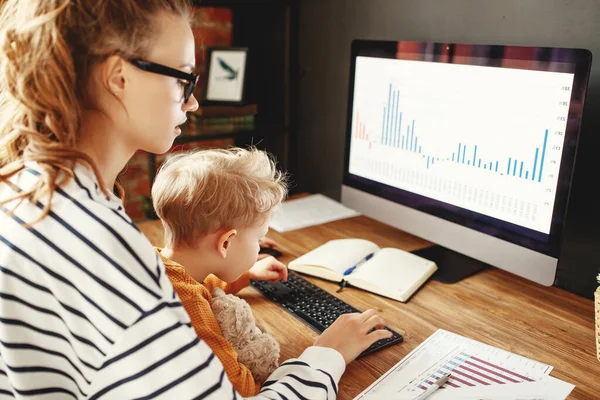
[259,236,279,248]
[249,256,288,282]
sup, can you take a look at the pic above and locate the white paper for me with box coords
[355,329,557,400]
[269,193,360,232]
[375,376,574,400]
[350,247,436,294]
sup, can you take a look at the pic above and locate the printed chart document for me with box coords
[269,193,360,232]
[354,329,575,400]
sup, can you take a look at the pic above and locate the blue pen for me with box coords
[343,266,356,276]
[343,252,374,276]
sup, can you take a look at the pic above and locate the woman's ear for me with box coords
[102,55,127,99]
[217,229,237,259]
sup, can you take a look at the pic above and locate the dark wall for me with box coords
[295,0,600,298]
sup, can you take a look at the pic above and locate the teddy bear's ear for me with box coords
[212,287,226,298]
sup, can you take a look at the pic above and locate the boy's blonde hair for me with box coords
[151,147,288,248]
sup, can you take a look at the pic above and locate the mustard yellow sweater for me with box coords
[156,248,259,396]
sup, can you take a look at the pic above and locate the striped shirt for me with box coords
[0,163,345,399]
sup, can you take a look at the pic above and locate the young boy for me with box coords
[150,147,289,396]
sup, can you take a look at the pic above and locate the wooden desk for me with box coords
[137,217,600,400]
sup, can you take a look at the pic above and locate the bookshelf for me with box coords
[126,0,299,220]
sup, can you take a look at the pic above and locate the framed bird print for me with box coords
[203,47,248,105]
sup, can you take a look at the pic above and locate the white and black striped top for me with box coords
[0,163,345,399]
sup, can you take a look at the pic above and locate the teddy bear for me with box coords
[211,287,280,384]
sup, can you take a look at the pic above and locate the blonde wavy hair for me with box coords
[152,147,289,248]
[0,0,191,217]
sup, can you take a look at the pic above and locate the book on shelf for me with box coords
[194,114,255,125]
[192,103,258,118]
[288,238,438,302]
[180,120,255,138]
[184,104,257,131]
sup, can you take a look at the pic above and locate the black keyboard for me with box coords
[251,271,403,358]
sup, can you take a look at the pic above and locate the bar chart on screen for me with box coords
[347,56,575,234]
[354,99,552,182]
[354,329,556,400]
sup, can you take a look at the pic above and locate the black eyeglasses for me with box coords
[129,59,198,104]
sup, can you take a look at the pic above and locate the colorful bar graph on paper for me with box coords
[357,329,553,399]
[417,351,536,391]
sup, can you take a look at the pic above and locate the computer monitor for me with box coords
[341,40,592,286]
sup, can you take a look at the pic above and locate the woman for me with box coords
[0,0,391,398]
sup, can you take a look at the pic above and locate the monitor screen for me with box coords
[342,40,591,285]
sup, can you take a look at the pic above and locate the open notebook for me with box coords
[288,238,437,302]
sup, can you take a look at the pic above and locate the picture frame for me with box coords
[202,46,249,105]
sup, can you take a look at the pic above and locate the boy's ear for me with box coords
[217,229,237,259]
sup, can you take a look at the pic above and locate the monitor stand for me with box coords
[411,245,488,284]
